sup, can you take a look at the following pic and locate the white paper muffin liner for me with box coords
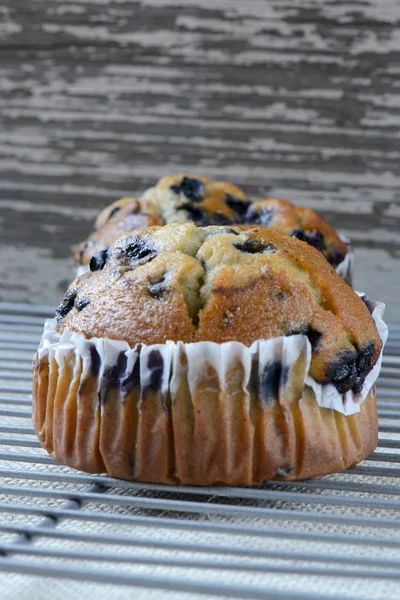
[38,293,387,417]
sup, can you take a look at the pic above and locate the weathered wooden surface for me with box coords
[0,0,399,319]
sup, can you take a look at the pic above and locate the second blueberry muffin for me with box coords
[75,174,352,281]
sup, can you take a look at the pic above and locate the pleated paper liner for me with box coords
[32,296,386,485]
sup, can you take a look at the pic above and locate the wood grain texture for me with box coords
[0,0,399,318]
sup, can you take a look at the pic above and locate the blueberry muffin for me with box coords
[34,223,384,485]
[74,174,250,270]
[75,175,352,283]
[242,198,349,270]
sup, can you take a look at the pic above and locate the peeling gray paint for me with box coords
[0,0,398,317]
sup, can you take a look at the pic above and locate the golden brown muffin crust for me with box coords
[60,223,381,395]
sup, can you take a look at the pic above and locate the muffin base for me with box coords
[33,342,378,486]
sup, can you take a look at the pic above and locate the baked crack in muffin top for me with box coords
[75,174,349,271]
[63,222,380,394]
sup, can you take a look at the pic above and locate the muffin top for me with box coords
[140,173,251,225]
[75,174,349,270]
[243,198,349,268]
[61,222,380,394]
[74,174,250,267]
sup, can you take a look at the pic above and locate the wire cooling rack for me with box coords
[0,303,399,600]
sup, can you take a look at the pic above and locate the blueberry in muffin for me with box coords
[141,173,251,225]
[75,199,164,269]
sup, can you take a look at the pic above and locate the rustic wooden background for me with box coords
[0,0,399,320]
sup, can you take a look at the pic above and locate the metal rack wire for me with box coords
[0,302,399,599]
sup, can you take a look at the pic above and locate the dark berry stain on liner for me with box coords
[260,361,289,406]
[146,350,164,391]
[100,351,128,404]
[90,246,111,271]
[55,291,76,319]
[234,239,277,254]
[170,177,204,202]
[224,194,250,216]
[89,344,101,377]
[247,360,290,404]
[76,298,90,312]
